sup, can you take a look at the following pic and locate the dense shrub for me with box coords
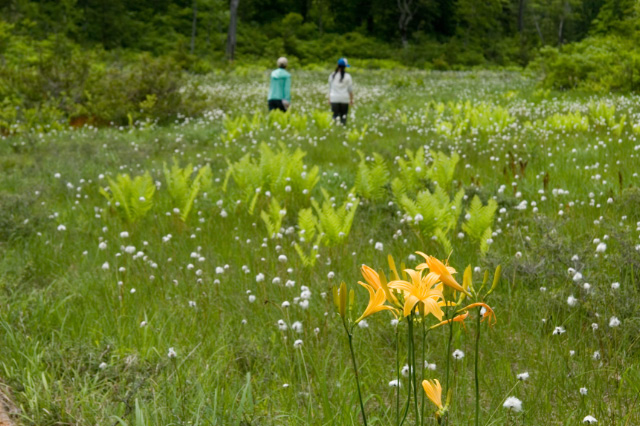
[530,36,640,92]
[0,23,206,134]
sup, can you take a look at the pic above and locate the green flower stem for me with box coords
[400,317,412,426]
[347,330,368,426]
[410,314,420,425]
[396,326,400,426]
[420,319,427,426]
[444,306,454,426]
[475,309,481,426]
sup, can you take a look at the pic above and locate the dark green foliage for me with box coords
[531,36,640,92]
[1,0,636,71]
[0,22,206,133]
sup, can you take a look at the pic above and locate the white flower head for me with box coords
[583,415,597,424]
[580,387,588,396]
[167,347,177,358]
[401,364,412,377]
[503,396,523,412]
[293,339,303,348]
[291,321,303,333]
[452,349,465,360]
[609,316,621,328]
[517,372,529,381]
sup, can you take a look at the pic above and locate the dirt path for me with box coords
[0,386,16,426]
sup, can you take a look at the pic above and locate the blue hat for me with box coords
[337,58,350,67]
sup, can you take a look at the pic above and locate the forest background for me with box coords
[1,0,640,132]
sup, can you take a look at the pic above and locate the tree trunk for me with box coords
[534,16,544,45]
[226,0,239,61]
[190,0,198,54]
[558,17,564,46]
[518,0,526,33]
[397,0,414,48]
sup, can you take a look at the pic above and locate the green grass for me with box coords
[1,70,639,425]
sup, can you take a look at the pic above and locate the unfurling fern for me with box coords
[223,153,263,204]
[163,160,213,222]
[297,207,318,242]
[260,197,286,238]
[461,195,497,255]
[294,207,322,267]
[312,189,359,247]
[221,112,262,142]
[393,146,428,198]
[312,110,333,129]
[396,186,464,253]
[347,124,368,143]
[588,100,616,128]
[100,172,155,223]
[225,143,319,215]
[427,150,460,192]
[258,142,320,199]
[354,152,390,201]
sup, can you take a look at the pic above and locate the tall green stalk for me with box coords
[396,327,400,426]
[444,306,454,426]
[400,318,413,426]
[347,332,368,426]
[420,318,427,426]
[410,314,420,425]
[474,309,481,426]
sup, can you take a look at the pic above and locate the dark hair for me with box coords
[332,65,346,82]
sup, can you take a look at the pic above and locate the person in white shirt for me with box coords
[328,58,353,125]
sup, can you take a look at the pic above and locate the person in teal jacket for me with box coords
[268,57,291,112]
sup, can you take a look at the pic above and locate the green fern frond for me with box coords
[100,172,155,223]
[462,195,497,255]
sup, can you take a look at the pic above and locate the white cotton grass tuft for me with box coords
[567,295,578,307]
[517,372,529,381]
[583,415,597,424]
[503,396,523,412]
[608,316,621,328]
[401,364,412,377]
[452,349,464,360]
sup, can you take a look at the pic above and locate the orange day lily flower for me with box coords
[388,269,444,319]
[355,265,397,323]
[416,252,472,297]
[422,379,444,410]
[457,302,497,325]
[355,282,396,323]
[360,264,400,307]
[429,311,469,330]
